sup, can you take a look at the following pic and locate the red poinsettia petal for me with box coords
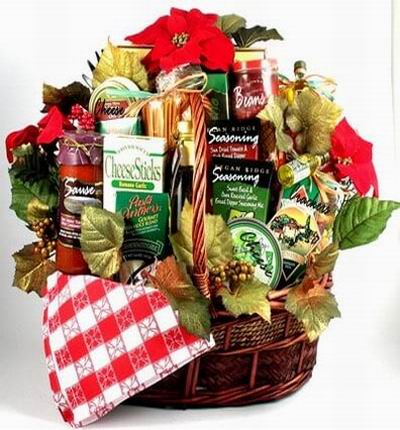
[368,163,379,197]
[150,37,175,61]
[141,51,160,74]
[37,106,74,144]
[330,117,379,196]
[200,32,234,71]
[160,40,201,72]
[187,8,218,28]
[125,16,169,44]
[167,9,188,35]
[335,162,378,196]
[141,37,176,74]
[5,125,39,163]
[352,137,373,164]
[169,7,187,17]
[330,118,358,158]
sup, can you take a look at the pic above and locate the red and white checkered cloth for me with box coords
[42,271,215,427]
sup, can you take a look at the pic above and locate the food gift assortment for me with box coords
[6,7,400,427]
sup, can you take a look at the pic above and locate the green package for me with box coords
[205,73,230,120]
[116,191,170,261]
[211,157,274,223]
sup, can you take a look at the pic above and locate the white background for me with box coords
[0,0,399,429]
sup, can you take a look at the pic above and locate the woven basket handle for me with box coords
[189,93,210,298]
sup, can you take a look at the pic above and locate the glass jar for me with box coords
[231,59,279,121]
[56,131,103,274]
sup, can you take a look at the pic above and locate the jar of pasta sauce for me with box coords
[56,131,103,274]
[231,59,279,121]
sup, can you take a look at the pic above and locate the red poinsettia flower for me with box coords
[37,106,74,144]
[125,8,234,73]
[5,125,39,162]
[5,106,74,163]
[330,118,379,196]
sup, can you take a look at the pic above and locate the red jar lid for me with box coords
[233,59,266,72]
[233,58,279,73]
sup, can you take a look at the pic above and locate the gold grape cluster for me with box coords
[209,260,255,290]
[31,217,56,258]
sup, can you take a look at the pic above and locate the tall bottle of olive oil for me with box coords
[170,120,195,233]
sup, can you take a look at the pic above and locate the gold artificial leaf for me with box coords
[287,88,343,155]
[12,244,56,295]
[92,41,150,90]
[150,256,199,301]
[258,95,293,152]
[285,277,341,341]
[308,242,339,280]
[80,206,124,279]
[170,201,233,269]
[217,278,272,322]
[26,198,50,224]
[148,256,211,339]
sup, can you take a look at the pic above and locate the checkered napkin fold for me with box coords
[42,271,215,427]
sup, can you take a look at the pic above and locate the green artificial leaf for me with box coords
[308,242,339,280]
[43,81,91,113]
[80,206,125,279]
[92,41,150,90]
[232,25,283,48]
[12,143,34,158]
[216,14,246,35]
[11,144,58,185]
[333,196,400,250]
[217,278,272,322]
[9,169,58,223]
[12,244,56,295]
[148,256,211,339]
[170,201,233,269]
[285,277,341,341]
[178,299,211,340]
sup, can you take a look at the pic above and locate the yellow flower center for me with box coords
[172,32,189,47]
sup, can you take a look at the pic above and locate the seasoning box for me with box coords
[212,157,274,223]
[117,192,170,261]
[103,135,168,211]
[205,73,230,120]
[206,119,260,161]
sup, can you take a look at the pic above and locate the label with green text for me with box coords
[212,157,273,223]
[116,191,170,261]
[103,134,167,212]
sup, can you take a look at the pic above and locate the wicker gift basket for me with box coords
[6,6,400,425]
[132,279,332,407]
[125,91,332,407]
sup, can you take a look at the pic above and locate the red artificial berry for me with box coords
[78,111,95,131]
[68,104,84,121]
